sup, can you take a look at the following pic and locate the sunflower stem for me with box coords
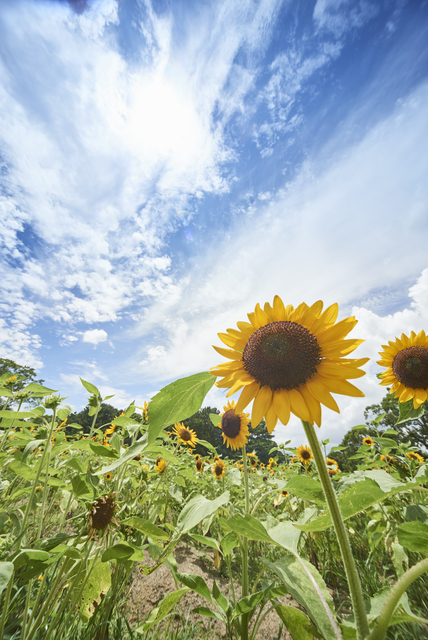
[241,445,250,640]
[301,420,370,640]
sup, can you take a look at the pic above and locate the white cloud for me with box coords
[82,329,108,344]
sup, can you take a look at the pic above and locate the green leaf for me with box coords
[0,410,41,419]
[0,387,12,397]
[266,508,316,553]
[329,446,347,452]
[283,476,326,505]
[351,424,370,431]
[396,399,426,425]
[122,517,169,540]
[101,543,135,562]
[176,491,229,533]
[147,372,216,444]
[89,442,119,459]
[275,605,321,640]
[0,562,14,595]
[397,521,428,556]
[23,383,58,397]
[80,378,101,397]
[212,579,229,614]
[177,572,212,602]
[220,532,239,556]
[404,504,428,524]
[233,591,264,617]
[76,560,111,623]
[110,416,140,428]
[373,437,398,449]
[265,556,336,640]
[227,513,273,543]
[96,436,149,475]
[192,606,223,621]
[71,475,93,498]
[21,439,46,462]
[297,476,418,532]
[13,549,50,569]
[197,439,218,454]
[209,413,221,426]
[190,534,220,552]
[8,460,36,482]
[139,588,190,631]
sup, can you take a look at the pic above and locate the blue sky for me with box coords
[1,0,428,445]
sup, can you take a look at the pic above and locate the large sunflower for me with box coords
[377,331,428,408]
[173,422,199,448]
[210,297,368,433]
[218,400,250,450]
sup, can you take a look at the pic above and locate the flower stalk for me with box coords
[301,420,370,640]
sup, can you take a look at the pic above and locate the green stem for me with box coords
[241,446,250,640]
[368,557,428,640]
[0,569,14,639]
[301,420,369,640]
[37,408,57,538]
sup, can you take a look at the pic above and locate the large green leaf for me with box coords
[220,531,239,556]
[227,513,274,543]
[297,476,418,532]
[76,560,111,623]
[0,562,14,595]
[283,476,326,505]
[96,436,149,475]
[23,383,58,397]
[13,549,50,570]
[397,521,428,556]
[177,572,212,602]
[190,534,220,552]
[396,399,426,425]
[122,517,169,540]
[101,543,135,562]
[138,588,190,632]
[275,605,321,640]
[176,491,229,533]
[265,556,337,640]
[89,442,119,459]
[147,372,216,444]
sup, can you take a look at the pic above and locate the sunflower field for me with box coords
[1,297,428,640]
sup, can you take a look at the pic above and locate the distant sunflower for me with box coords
[326,458,339,469]
[363,437,374,446]
[218,400,250,450]
[155,457,166,473]
[246,452,256,457]
[378,331,428,408]
[280,490,289,497]
[328,468,339,476]
[211,296,368,433]
[406,452,424,463]
[250,457,258,468]
[196,459,204,472]
[105,472,113,481]
[173,422,198,448]
[212,459,226,479]
[296,445,313,465]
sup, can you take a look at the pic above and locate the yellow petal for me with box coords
[310,303,339,333]
[251,386,273,428]
[317,317,358,346]
[254,303,269,328]
[288,388,310,422]
[318,361,366,379]
[235,381,260,413]
[218,332,243,348]
[273,389,291,426]
[300,386,322,427]
[319,377,365,397]
[399,387,414,403]
[415,329,428,346]
[322,339,364,357]
[265,402,278,434]
[273,295,287,321]
[414,388,427,405]
[212,345,243,361]
[306,378,340,413]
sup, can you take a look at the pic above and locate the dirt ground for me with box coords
[124,542,298,639]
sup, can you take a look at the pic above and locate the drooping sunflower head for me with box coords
[87,493,118,538]
[363,437,374,446]
[212,459,226,479]
[406,452,424,463]
[211,296,368,433]
[173,422,198,448]
[296,445,313,466]
[196,458,204,472]
[377,331,428,409]
[155,457,166,473]
[218,400,250,450]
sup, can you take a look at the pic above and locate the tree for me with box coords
[67,403,122,435]
[0,358,45,407]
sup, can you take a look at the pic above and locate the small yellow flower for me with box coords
[212,459,226,479]
[280,490,289,497]
[296,445,313,465]
[173,422,198,448]
[363,437,374,446]
[105,473,113,481]
[155,457,166,473]
[406,452,424,463]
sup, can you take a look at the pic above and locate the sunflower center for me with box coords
[243,321,321,390]
[214,463,223,476]
[392,346,428,389]
[221,410,241,439]
[300,450,311,460]
[179,428,192,442]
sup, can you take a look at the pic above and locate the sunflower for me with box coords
[380,454,396,464]
[250,457,258,467]
[218,400,250,450]
[328,468,339,476]
[211,297,368,433]
[246,452,256,457]
[406,452,424,463]
[363,437,374,446]
[196,458,204,472]
[212,459,226,479]
[296,445,313,465]
[155,457,166,473]
[173,422,198,448]
[105,472,113,481]
[378,331,428,408]
[87,493,118,539]
[326,458,339,469]
[280,490,289,497]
